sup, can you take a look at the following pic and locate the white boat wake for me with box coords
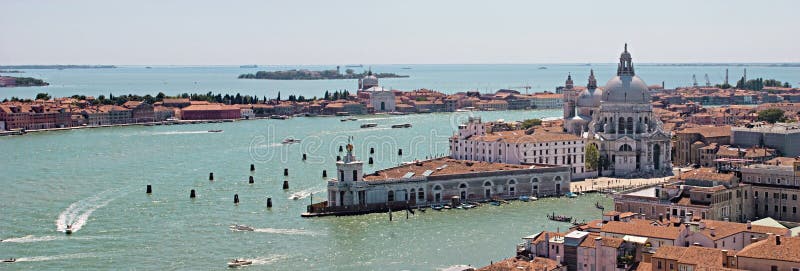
[15,252,99,262]
[288,187,325,200]
[151,131,211,135]
[55,189,124,233]
[0,235,97,243]
[249,254,288,265]
[252,228,321,236]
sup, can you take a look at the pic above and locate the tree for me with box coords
[585,144,600,171]
[345,69,354,75]
[757,108,785,123]
[35,93,51,100]
[277,91,281,101]
[520,118,542,129]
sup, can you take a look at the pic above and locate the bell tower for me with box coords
[587,69,597,90]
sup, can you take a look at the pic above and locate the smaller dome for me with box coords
[576,88,603,108]
[361,74,379,89]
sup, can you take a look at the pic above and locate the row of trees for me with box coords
[736,77,792,91]
[8,90,351,105]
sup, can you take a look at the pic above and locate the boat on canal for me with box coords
[547,212,573,223]
[360,123,377,128]
[281,137,301,144]
[391,123,412,128]
[228,258,253,268]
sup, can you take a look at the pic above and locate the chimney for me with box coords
[776,235,782,245]
[721,250,729,267]
[699,221,706,229]
[710,227,716,237]
[746,220,752,230]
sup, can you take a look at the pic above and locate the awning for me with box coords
[623,235,648,244]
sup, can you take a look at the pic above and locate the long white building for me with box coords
[449,117,589,179]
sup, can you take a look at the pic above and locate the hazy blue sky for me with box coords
[2,0,798,65]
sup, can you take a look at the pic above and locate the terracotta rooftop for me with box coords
[362,158,542,182]
[477,257,561,271]
[653,245,731,268]
[578,234,624,248]
[737,236,800,263]
[679,168,736,183]
[676,125,731,138]
[472,129,581,144]
[601,219,682,240]
[699,220,788,241]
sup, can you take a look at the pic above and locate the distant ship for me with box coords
[239,65,258,68]
[145,66,152,69]
[538,67,547,70]
[345,64,363,68]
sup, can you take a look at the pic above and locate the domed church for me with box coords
[567,44,672,177]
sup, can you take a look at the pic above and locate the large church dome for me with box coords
[603,75,649,104]
[601,44,650,104]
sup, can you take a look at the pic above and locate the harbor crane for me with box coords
[692,74,698,87]
[705,74,710,87]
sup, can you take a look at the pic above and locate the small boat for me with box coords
[229,224,255,232]
[595,202,605,210]
[538,66,547,69]
[208,129,223,133]
[65,225,73,235]
[145,66,152,69]
[443,204,452,210]
[391,123,412,128]
[530,196,538,201]
[518,195,530,202]
[360,123,377,128]
[490,201,502,206]
[388,112,407,115]
[281,138,301,144]
[239,65,258,68]
[565,192,578,198]
[547,212,573,223]
[228,258,253,268]
[2,258,15,263]
[462,204,476,209]
[431,204,443,211]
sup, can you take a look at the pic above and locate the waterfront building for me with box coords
[449,117,589,179]
[122,101,155,123]
[739,162,800,222]
[312,142,571,215]
[530,92,564,109]
[365,86,396,112]
[736,235,800,271]
[582,45,672,177]
[731,122,800,157]
[0,103,71,130]
[180,103,241,120]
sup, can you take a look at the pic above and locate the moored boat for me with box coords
[208,129,223,133]
[2,258,15,263]
[228,258,253,268]
[431,204,443,211]
[360,123,377,128]
[518,195,530,202]
[270,115,289,120]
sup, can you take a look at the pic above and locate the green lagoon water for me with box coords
[0,109,612,270]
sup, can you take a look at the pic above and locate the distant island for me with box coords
[0,76,49,87]
[238,69,409,80]
[0,70,24,73]
[642,63,800,67]
[0,65,116,69]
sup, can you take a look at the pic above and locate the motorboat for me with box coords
[489,201,502,206]
[462,204,476,209]
[270,115,289,120]
[443,204,452,210]
[228,258,253,268]
[565,192,578,198]
[431,204,443,211]
[1,258,15,263]
[65,225,73,235]
[229,224,255,232]
[281,138,301,144]
[530,196,538,201]
[388,112,406,115]
[518,195,530,202]
[360,123,377,128]
[208,130,223,133]
[390,123,412,128]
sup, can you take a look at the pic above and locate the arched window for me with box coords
[554,176,562,182]
[619,144,633,152]
[508,179,516,185]
[459,183,468,189]
[618,117,625,132]
[531,178,539,183]
[434,185,442,190]
[418,188,425,200]
[484,181,492,187]
[626,117,634,134]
